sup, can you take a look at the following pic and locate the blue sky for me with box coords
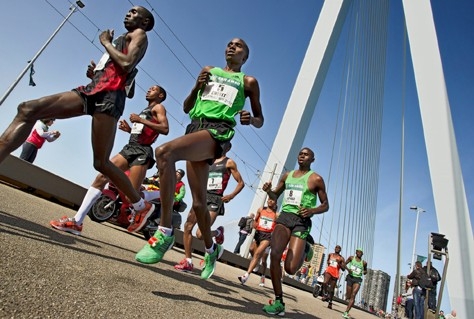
[1,0,472,313]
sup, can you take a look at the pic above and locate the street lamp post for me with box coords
[0,1,85,107]
[409,205,426,270]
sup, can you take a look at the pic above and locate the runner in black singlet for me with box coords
[50,85,169,235]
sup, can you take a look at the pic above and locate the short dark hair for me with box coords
[138,6,155,31]
[157,85,167,102]
[239,38,250,62]
[301,147,315,160]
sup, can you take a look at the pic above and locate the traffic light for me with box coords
[430,232,448,260]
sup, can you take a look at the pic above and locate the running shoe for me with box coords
[238,274,248,285]
[50,216,83,235]
[214,226,225,245]
[262,299,285,316]
[328,302,333,309]
[135,230,174,264]
[200,244,223,280]
[174,258,194,272]
[127,201,154,233]
[342,311,350,318]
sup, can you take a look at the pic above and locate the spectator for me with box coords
[20,119,60,163]
[300,265,308,283]
[233,213,255,254]
[403,280,414,319]
[423,261,441,312]
[407,261,428,319]
[445,310,457,319]
[438,310,445,319]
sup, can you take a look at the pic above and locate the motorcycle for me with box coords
[312,274,325,298]
[88,176,185,239]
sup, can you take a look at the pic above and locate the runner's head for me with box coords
[124,6,155,32]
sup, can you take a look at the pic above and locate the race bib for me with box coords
[351,264,362,275]
[258,216,275,230]
[201,75,239,107]
[329,259,338,267]
[94,37,118,71]
[130,114,147,134]
[283,188,302,206]
[207,175,223,190]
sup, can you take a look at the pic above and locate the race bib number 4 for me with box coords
[207,176,223,190]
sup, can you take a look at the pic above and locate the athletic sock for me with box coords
[186,258,193,265]
[132,198,146,211]
[205,243,216,254]
[158,226,173,237]
[74,187,102,224]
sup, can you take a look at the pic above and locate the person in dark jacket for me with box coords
[407,261,428,319]
[423,262,441,312]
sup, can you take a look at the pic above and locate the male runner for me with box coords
[0,7,156,223]
[322,245,345,309]
[174,143,244,272]
[134,38,264,282]
[342,248,368,318]
[238,197,277,286]
[50,85,169,234]
[261,147,329,316]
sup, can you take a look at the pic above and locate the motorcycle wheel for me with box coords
[88,195,116,223]
[312,285,321,298]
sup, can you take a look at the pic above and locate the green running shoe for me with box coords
[200,244,223,280]
[135,231,175,264]
[342,311,350,318]
[262,299,285,316]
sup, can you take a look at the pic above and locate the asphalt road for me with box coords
[0,183,377,319]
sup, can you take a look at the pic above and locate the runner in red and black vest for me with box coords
[0,6,157,235]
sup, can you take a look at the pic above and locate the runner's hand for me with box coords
[86,60,96,78]
[238,110,252,125]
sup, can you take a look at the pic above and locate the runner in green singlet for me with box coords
[261,147,329,316]
[135,38,264,282]
[342,248,368,318]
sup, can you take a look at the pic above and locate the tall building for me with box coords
[391,275,408,314]
[361,269,391,312]
[309,243,326,275]
[299,243,325,286]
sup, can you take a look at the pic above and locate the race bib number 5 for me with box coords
[201,75,239,107]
